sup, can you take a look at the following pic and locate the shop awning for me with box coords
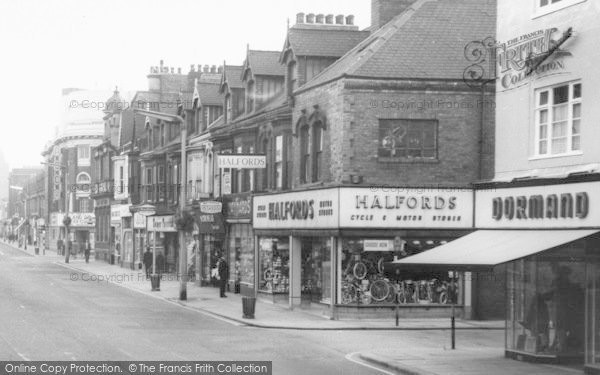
[388,229,599,272]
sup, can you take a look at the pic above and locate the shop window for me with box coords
[507,243,585,358]
[340,238,459,306]
[378,119,437,160]
[258,237,289,294]
[535,82,582,156]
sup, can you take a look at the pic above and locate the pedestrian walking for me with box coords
[217,255,229,298]
[143,247,153,279]
[84,241,91,263]
[156,252,165,278]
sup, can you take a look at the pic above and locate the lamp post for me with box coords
[134,108,187,300]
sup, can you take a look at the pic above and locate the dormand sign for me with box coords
[217,154,266,169]
[476,181,599,229]
[224,193,252,221]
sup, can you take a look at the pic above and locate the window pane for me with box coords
[539,124,547,139]
[573,103,581,118]
[572,119,580,135]
[540,0,549,6]
[422,149,435,158]
[539,91,549,106]
[539,140,547,154]
[539,109,548,124]
[553,121,567,137]
[423,131,435,148]
[553,85,569,104]
[573,83,582,99]
[553,104,568,122]
[572,136,581,151]
[552,137,567,154]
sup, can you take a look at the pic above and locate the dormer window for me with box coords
[246,80,255,113]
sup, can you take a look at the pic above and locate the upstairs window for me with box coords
[77,145,90,165]
[275,135,284,189]
[225,94,232,124]
[287,61,297,97]
[378,119,438,160]
[246,80,255,113]
[312,127,323,182]
[535,81,582,156]
[299,125,310,184]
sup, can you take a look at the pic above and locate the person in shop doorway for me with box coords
[143,246,153,279]
[84,241,91,263]
[217,255,229,298]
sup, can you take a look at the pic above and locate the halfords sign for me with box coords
[253,187,473,230]
[476,181,600,229]
[217,154,266,169]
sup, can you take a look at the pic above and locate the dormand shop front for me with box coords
[223,193,254,295]
[394,179,600,369]
[252,186,475,319]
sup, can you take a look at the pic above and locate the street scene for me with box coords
[0,0,599,374]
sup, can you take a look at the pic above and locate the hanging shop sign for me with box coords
[147,215,176,232]
[338,188,473,229]
[253,188,339,229]
[476,181,599,229]
[497,27,573,90]
[217,154,266,169]
[133,213,147,229]
[195,212,225,234]
[224,193,252,221]
[69,213,96,227]
[363,239,394,252]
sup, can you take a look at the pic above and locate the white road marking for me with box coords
[19,305,25,309]
[345,352,396,375]
[17,353,30,361]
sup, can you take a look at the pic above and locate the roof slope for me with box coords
[285,27,370,58]
[245,50,285,77]
[120,109,147,147]
[220,65,244,91]
[298,0,496,91]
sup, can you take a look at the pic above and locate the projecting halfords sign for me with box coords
[476,181,600,229]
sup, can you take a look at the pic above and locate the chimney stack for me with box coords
[177,67,182,74]
[306,13,315,23]
[210,65,217,73]
[346,15,354,25]
[316,14,324,23]
[335,14,344,24]
[217,65,223,74]
[197,64,202,72]
[325,14,334,24]
[170,67,174,74]
[190,64,195,72]
[371,0,418,30]
[296,12,305,24]
[203,65,210,73]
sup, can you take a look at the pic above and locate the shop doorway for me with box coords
[300,237,332,305]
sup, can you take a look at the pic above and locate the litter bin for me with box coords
[242,296,256,319]
[150,274,161,291]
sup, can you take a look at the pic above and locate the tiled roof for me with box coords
[284,27,370,58]
[298,0,496,92]
[220,65,244,92]
[120,108,147,147]
[197,82,223,106]
[245,50,285,77]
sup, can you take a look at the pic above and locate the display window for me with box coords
[227,224,254,287]
[202,234,223,286]
[300,237,332,304]
[507,242,585,358]
[340,237,459,306]
[258,237,289,294]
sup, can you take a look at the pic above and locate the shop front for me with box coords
[146,215,177,274]
[253,186,474,318]
[223,193,254,295]
[394,180,600,369]
[69,213,95,256]
[194,200,226,287]
[48,212,64,253]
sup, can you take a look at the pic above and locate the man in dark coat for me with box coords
[218,256,229,298]
[143,247,153,279]
[84,241,91,263]
[156,252,165,278]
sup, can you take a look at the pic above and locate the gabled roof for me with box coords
[281,27,370,60]
[297,0,496,92]
[197,82,223,106]
[243,50,285,80]
[220,65,244,93]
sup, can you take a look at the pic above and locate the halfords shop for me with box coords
[394,180,600,369]
[251,186,499,319]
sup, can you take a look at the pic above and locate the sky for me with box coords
[0,0,370,169]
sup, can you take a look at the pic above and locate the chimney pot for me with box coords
[335,14,344,24]
[190,64,195,72]
[211,65,217,73]
[197,64,201,72]
[160,60,164,67]
[218,65,223,73]
[325,14,334,24]
[306,13,315,23]
[177,67,182,74]
[316,14,324,23]
[296,12,305,24]
[203,65,210,73]
[346,15,355,25]
[170,67,174,74]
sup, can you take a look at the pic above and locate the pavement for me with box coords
[3,241,585,375]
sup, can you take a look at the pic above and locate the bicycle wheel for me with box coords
[353,262,367,280]
[385,283,397,303]
[377,258,385,274]
[439,291,448,305]
[370,279,390,302]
